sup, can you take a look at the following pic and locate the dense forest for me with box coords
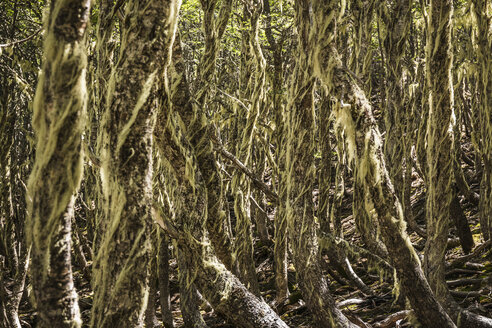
[0,0,492,327]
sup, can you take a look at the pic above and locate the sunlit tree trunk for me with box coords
[90,0,180,326]
[26,0,91,326]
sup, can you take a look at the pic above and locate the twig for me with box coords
[0,28,42,48]
[214,138,279,203]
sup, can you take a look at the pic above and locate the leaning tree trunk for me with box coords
[154,94,289,328]
[311,1,456,327]
[90,0,181,327]
[25,0,91,326]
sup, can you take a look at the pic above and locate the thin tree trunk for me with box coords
[472,0,492,243]
[154,105,288,328]
[145,228,160,328]
[284,2,358,327]
[176,245,207,328]
[423,0,456,310]
[169,27,236,271]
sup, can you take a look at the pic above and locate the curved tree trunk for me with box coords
[90,0,181,326]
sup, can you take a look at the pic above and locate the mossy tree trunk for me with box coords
[174,0,236,271]
[26,0,91,326]
[154,86,289,328]
[381,0,411,204]
[263,0,290,304]
[90,0,180,326]
[88,0,117,250]
[423,2,492,326]
[0,62,31,328]
[423,0,456,310]
[157,230,175,328]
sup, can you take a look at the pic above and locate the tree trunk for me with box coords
[158,230,175,328]
[90,0,181,326]
[26,0,91,326]
[283,2,359,327]
[154,103,288,328]
[423,0,456,308]
[472,0,492,243]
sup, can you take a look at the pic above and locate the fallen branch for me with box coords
[337,298,365,308]
[450,289,487,298]
[373,310,410,328]
[446,268,482,276]
[448,240,491,268]
[447,277,490,288]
